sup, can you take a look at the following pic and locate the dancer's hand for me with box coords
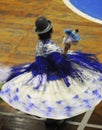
[63,44,71,55]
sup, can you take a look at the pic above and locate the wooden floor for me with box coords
[0,0,102,130]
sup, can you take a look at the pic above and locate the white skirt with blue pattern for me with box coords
[0,49,102,119]
[0,38,102,119]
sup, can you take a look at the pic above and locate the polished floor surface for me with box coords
[0,0,102,130]
[63,0,102,24]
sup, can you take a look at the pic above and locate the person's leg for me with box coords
[45,119,66,130]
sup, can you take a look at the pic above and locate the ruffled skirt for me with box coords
[0,51,102,119]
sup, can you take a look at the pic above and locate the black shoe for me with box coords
[45,119,66,130]
[45,119,56,130]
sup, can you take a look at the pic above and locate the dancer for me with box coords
[0,16,102,121]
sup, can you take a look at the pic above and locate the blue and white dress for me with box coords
[0,39,102,119]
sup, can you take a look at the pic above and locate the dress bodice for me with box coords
[35,40,62,57]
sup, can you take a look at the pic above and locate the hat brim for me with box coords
[35,20,52,34]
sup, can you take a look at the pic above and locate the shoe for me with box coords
[45,119,66,130]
